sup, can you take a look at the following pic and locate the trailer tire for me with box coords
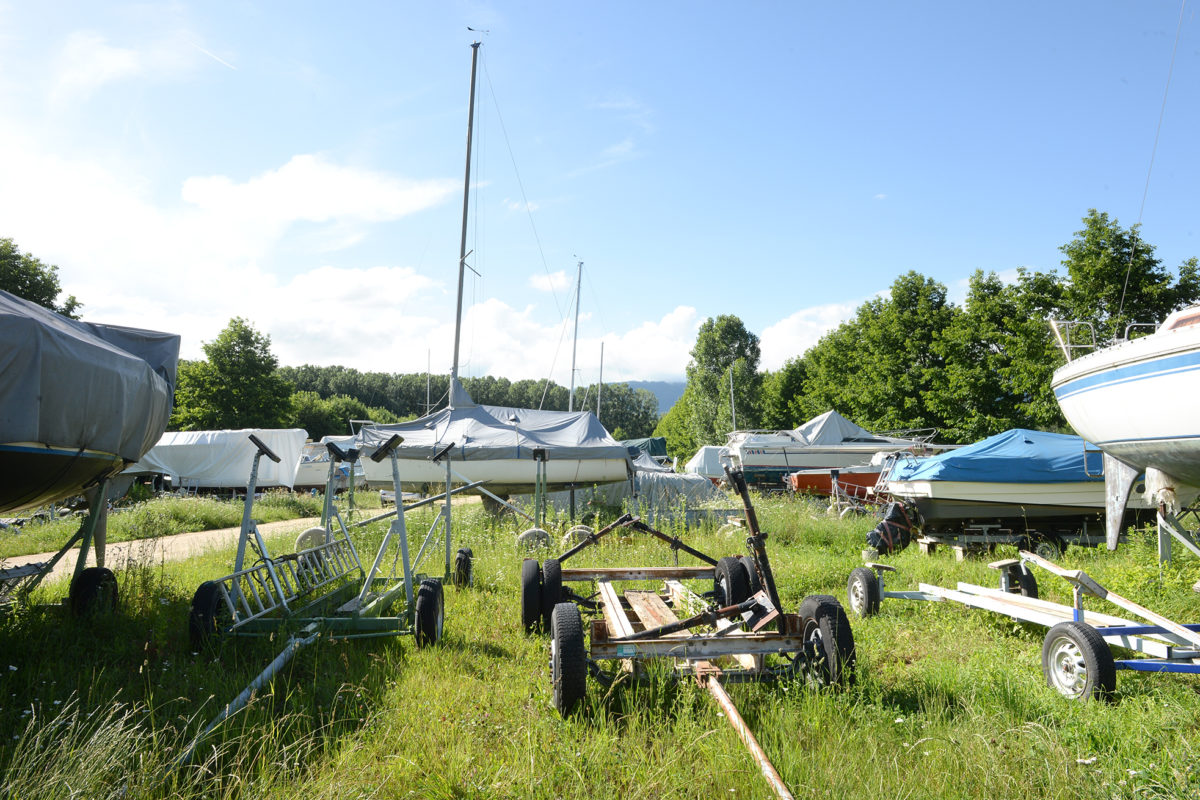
[70,567,118,617]
[188,581,228,649]
[520,559,543,634]
[550,602,587,717]
[1031,536,1063,561]
[799,597,856,687]
[1013,565,1038,598]
[517,528,551,550]
[541,558,564,630]
[846,567,881,617]
[1041,621,1115,701]
[798,595,839,620]
[714,556,751,607]
[738,555,762,596]
[453,547,474,588]
[414,579,444,648]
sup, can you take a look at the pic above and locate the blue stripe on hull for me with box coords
[1054,349,1200,401]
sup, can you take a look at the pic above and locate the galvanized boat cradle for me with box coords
[176,433,477,767]
[522,467,858,800]
[847,551,1200,700]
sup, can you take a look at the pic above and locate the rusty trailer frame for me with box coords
[521,468,858,800]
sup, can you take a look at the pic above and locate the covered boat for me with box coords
[684,445,730,482]
[887,428,1152,529]
[0,290,180,513]
[126,429,307,490]
[725,410,942,488]
[354,382,632,495]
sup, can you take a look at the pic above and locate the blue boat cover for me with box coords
[890,429,1102,484]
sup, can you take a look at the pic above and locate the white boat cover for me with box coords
[0,289,179,461]
[356,382,630,466]
[794,410,917,446]
[518,467,731,525]
[127,429,307,488]
[684,446,730,479]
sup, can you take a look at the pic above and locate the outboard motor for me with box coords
[866,501,916,555]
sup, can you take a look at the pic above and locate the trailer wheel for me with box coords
[550,602,587,717]
[1012,565,1038,598]
[520,559,543,634]
[414,579,444,648]
[799,597,857,687]
[846,567,881,617]
[738,555,762,596]
[541,558,563,630]
[714,557,751,607]
[517,528,551,549]
[70,567,118,617]
[188,581,228,649]
[1032,536,1063,561]
[452,547,474,588]
[1041,621,1115,701]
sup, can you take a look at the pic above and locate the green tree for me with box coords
[652,387,698,464]
[686,315,762,445]
[0,238,81,317]
[171,318,293,430]
[575,382,659,439]
[1058,210,1200,344]
[760,357,808,430]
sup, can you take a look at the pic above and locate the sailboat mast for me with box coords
[568,260,582,412]
[449,41,481,406]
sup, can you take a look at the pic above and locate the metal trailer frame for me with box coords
[846,551,1200,700]
[911,521,1118,562]
[175,433,477,768]
[521,468,859,800]
[0,477,121,618]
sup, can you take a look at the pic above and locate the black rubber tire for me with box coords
[541,558,563,630]
[1013,565,1039,599]
[798,594,840,621]
[520,559,543,634]
[1041,621,1115,701]
[453,547,473,588]
[846,567,881,617]
[738,555,762,596]
[188,581,228,649]
[799,597,857,687]
[714,556,752,607]
[550,602,588,717]
[1032,536,1063,561]
[69,567,118,617]
[414,579,444,648]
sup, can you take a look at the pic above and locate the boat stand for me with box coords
[1,479,119,617]
[177,433,448,768]
[846,552,1200,700]
[522,468,858,800]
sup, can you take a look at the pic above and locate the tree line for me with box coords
[653,210,1200,461]
[5,210,1196,458]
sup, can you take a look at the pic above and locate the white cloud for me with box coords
[759,301,864,370]
[50,28,209,102]
[529,270,568,292]
[592,306,700,382]
[873,193,887,200]
[504,198,539,212]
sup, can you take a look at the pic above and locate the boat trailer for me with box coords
[176,433,476,766]
[847,551,1200,700]
[522,468,857,800]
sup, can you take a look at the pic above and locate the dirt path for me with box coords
[1,517,323,582]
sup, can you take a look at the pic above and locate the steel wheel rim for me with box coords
[718,575,729,606]
[1047,634,1087,697]
[802,621,829,685]
[435,593,444,640]
[849,579,866,614]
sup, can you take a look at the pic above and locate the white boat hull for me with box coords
[1052,317,1200,487]
[359,456,631,496]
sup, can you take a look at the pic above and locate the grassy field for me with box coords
[3,494,1200,799]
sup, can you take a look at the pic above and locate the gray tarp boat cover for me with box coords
[356,381,631,465]
[0,289,180,462]
[621,437,668,458]
[684,446,730,479]
[518,466,731,525]
[126,429,307,488]
[793,410,918,446]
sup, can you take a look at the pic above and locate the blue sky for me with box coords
[1,2,1196,386]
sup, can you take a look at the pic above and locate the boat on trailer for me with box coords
[1051,306,1200,553]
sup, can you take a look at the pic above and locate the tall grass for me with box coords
[2,493,1200,798]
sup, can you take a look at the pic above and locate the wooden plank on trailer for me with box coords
[624,590,682,631]
[561,566,716,582]
[664,579,707,617]
[597,581,635,639]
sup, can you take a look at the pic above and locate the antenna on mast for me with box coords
[449,41,481,407]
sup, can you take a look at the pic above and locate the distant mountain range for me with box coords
[627,380,686,416]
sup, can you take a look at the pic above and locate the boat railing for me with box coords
[1124,322,1158,339]
[1049,319,1097,363]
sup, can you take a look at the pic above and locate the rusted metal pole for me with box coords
[703,674,794,800]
